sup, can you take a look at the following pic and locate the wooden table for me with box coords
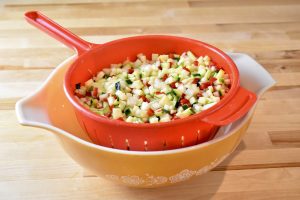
[1,0,299,199]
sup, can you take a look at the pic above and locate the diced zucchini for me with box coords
[203,102,216,110]
[131,80,143,89]
[154,109,163,117]
[161,62,170,69]
[216,69,224,80]
[187,51,196,61]
[159,95,171,106]
[149,116,159,123]
[176,108,193,118]
[173,89,182,97]
[160,114,171,122]
[204,69,212,80]
[152,54,159,61]
[159,55,169,62]
[116,90,127,100]
[112,108,123,119]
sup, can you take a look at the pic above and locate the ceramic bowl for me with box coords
[15,53,275,188]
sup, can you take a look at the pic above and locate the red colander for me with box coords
[25,11,257,151]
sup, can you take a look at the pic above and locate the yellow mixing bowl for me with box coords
[16,53,275,188]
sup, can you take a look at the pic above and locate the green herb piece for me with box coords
[124,108,131,116]
[126,79,133,84]
[182,105,189,110]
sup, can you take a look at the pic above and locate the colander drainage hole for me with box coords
[196,130,200,144]
[181,136,185,147]
[125,139,130,150]
[144,140,148,151]
[109,135,114,148]
[163,140,167,149]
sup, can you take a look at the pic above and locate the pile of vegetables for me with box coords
[75,51,231,123]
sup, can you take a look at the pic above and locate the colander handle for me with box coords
[202,87,257,126]
[24,11,95,55]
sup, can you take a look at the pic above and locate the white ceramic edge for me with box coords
[15,53,276,156]
[15,55,76,125]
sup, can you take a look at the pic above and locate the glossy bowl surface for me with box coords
[15,53,275,188]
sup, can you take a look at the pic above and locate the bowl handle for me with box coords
[202,87,257,126]
[24,11,95,55]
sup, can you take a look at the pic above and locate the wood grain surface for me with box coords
[0,0,299,199]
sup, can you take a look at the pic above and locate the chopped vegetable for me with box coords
[126,79,132,84]
[74,51,231,123]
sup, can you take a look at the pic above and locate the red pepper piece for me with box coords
[147,108,154,116]
[109,104,114,110]
[209,61,215,67]
[183,67,190,73]
[180,98,190,106]
[171,113,179,120]
[196,92,203,98]
[192,78,200,84]
[170,82,176,89]
[140,95,149,102]
[162,74,168,81]
[102,98,108,102]
[85,91,91,97]
[200,82,211,90]
[172,116,180,120]
[104,112,111,118]
[92,87,98,98]
[209,77,217,85]
[128,68,134,74]
[117,117,124,121]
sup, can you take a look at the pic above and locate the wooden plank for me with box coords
[218,148,300,170]
[0,48,72,69]
[0,31,288,47]
[189,0,300,7]
[0,98,19,110]
[269,130,300,148]
[271,72,300,87]
[0,70,52,98]
[259,59,300,73]
[1,22,300,38]
[3,0,188,6]
[0,168,299,200]
[0,2,189,20]
[0,49,299,72]
[1,5,300,30]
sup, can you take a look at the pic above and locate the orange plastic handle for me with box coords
[24,11,95,55]
[202,87,257,126]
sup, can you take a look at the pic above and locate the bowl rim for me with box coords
[64,35,240,128]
